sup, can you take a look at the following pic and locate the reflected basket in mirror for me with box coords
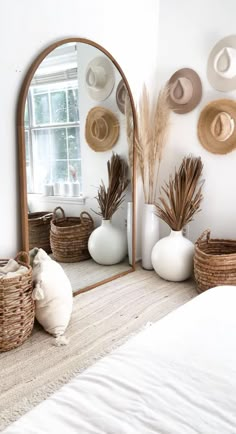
[28,212,53,253]
[50,207,94,263]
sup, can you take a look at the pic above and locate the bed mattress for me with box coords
[3,285,236,434]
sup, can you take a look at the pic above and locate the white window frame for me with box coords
[25,79,82,195]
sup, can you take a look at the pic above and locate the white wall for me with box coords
[157,0,236,241]
[0,0,160,257]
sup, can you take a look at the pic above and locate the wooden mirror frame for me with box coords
[17,37,137,295]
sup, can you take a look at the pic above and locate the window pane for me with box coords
[32,129,50,161]
[68,127,80,158]
[24,101,29,127]
[32,130,51,192]
[51,91,67,123]
[68,88,79,122]
[26,162,32,193]
[51,128,67,159]
[52,161,68,183]
[69,160,81,183]
[25,130,29,160]
[34,93,50,125]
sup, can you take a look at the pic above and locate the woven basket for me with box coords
[50,206,94,263]
[28,212,53,253]
[194,229,236,293]
[0,252,35,352]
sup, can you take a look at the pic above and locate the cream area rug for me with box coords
[0,267,197,431]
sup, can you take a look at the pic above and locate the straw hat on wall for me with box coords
[207,35,236,91]
[197,99,236,154]
[168,68,202,114]
[85,107,120,152]
[85,56,115,101]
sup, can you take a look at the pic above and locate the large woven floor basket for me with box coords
[50,207,94,263]
[194,229,236,293]
[0,252,35,352]
[28,212,53,253]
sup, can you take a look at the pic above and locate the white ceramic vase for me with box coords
[88,219,128,265]
[127,202,133,265]
[141,204,159,270]
[151,229,194,281]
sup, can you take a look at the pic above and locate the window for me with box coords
[25,80,81,194]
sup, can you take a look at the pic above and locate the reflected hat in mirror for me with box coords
[168,68,202,114]
[85,56,115,101]
[207,35,236,91]
[85,106,120,152]
[116,80,128,114]
[197,99,236,154]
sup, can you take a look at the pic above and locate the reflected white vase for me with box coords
[141,204,159,270]
[88,219,128,265]
[127,202,133,265]
[151,229,194,282]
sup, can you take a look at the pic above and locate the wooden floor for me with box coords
[0,266,198,430]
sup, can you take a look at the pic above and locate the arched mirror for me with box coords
[18,38,136,295]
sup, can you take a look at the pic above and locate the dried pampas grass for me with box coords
[135,84,171,204]
[95,153,129,220]
[155,156,204,231]
[125,94,134,176]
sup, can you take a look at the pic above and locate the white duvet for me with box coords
[3,286,236,434]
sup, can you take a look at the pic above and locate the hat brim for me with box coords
[85,57,115,102]
[197,99,236,154]
[207,35,236,92]
[168,68,202,114]
[85,107,120,152]
[116,80,127,114]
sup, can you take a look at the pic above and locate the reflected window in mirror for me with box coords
[25,43,82,196]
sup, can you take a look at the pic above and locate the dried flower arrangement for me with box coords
[125,93,134,175]
[135,84,171,204]
[94,153,129,220]
[155,156,204,231]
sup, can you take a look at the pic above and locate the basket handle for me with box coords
[53,206,65,220]
[42,213,53,222]
[15,251,30,266]
[196,229,211,245]
[80,211,94,226]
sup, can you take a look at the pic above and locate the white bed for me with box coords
[3,286,236,434]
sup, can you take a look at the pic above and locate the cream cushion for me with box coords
[32,249,73,337]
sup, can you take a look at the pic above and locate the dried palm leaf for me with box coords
[155,156,204,231]
[94,153,129,220]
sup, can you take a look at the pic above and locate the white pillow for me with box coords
[32,249,73,342]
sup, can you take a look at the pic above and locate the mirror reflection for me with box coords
[25,42,134,293]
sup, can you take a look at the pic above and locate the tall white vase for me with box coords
[151,229,194,281]
[141,204,159,270]
[88,219,128,265]
[127,202,133,265]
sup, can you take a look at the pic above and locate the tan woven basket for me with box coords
[194,229,236,293]
[28,212,53,253]
[50,207,94,263]
[0,251,35,352]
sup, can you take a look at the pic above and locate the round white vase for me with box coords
[142,204,159,270]
[88,219,128,265]
[151,230,194,281]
